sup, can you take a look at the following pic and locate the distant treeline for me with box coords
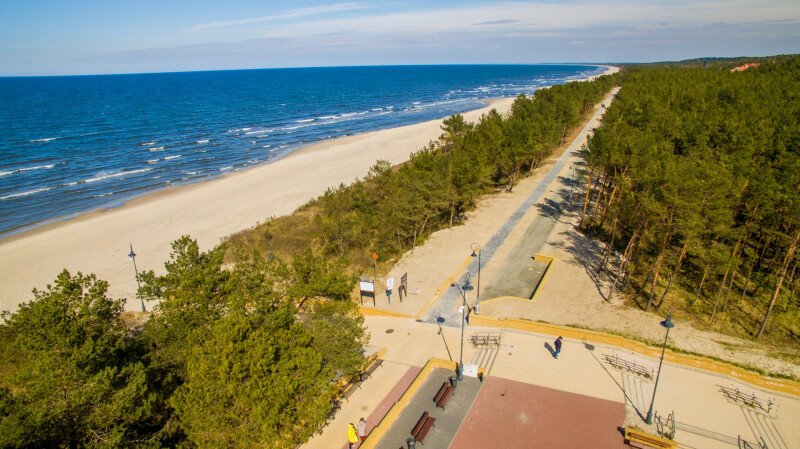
[582,56,800,343]
[227,75,616,270]
[0,76,616,448]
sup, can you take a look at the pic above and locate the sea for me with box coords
[0,64,603,237]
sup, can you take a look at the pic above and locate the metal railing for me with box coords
[603,353,654,379]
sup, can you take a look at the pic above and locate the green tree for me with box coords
[0,270,155,448]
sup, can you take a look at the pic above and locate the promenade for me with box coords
[300,92,800,449]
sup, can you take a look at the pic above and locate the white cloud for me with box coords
[211,0,799,42]
[188,2,370,31]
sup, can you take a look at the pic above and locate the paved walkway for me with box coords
[298,89,800,449]
[422,89,619,327]
[375,368,482,449]
[298,312,800,449]
[452,376,627,449]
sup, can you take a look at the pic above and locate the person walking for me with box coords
[357,417,368,444]
[553,336,563,359]
[347,422,359,449]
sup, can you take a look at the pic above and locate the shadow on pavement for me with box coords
[585,345,647,422]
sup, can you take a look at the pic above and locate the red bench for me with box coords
[433,381,454,410]
[411,411,436,444]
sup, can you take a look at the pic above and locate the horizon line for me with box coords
[0,62,622,79]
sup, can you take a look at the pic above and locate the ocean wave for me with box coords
[244,129,272,135]
[84,168,151,184]
[163,155,182,160]
[146,159,159,164]
[148,146,165,152]
[295,118,315,123]
[141,141,157,146]
[342,111,369,118]
[0,186,53,200]
[414,98,474,110]
[0,164,56,177]
[92,192,113,198]
[227,127,252,133]
[185,171,198,175]
[315,110,370,123]
[196,139,209,144]
[29,137,58,143]
[219,166,233,172]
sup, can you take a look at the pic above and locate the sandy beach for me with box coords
[1,98,516,312]
[0,66,618,313]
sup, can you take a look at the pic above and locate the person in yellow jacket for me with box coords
[347,422,359,448]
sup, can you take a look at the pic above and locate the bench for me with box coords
[340,358,384,403]
[433,382,454,410]
[411,411,436,444]
[363,358,383,379]
[623,427,676,449]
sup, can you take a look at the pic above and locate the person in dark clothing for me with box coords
[553,336,563,359]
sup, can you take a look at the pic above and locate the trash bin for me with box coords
[449,376,457,388]
[407,437,416,449]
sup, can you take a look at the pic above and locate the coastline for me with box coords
[0,65,618,312]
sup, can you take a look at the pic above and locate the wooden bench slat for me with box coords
[411,411,429,436]
[411,411,436,443]
[436,386,453,409]
[433,382,449,404]
[416,417,435,442]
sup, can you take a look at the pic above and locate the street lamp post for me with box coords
[128,244,145,312]
[470,243,481,314]
[645,313,675,425]
[451,274,474,381]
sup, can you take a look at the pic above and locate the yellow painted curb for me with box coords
[530,254,555,302]
[478,295,530,306]
[468,315,800,397]
[360,358,456,449]
[359,306,415,319]
[415,254,474,320]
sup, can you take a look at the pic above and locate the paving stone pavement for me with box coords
[423,92,617,328]
[375,368,482,449]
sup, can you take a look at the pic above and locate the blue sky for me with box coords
[1,0,799,75]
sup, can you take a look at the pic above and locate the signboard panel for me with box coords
[462,363,479,378]
[399,273,408,301]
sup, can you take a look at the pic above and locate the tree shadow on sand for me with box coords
[546,197,615,302]
[535,176,582,224]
